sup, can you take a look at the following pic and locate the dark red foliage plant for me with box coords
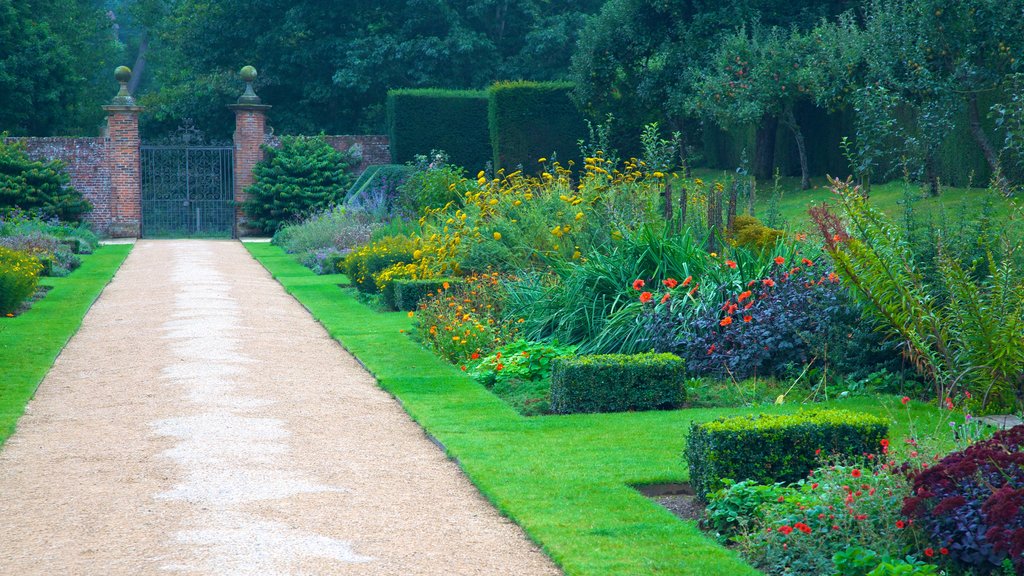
[902,425,1024,573]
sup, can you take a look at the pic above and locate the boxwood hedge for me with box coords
[550,353,686,414]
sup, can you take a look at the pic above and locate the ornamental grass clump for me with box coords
[0,246,43,314]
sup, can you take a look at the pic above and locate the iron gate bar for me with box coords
[140,144,235,238]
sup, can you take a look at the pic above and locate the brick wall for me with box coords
[104,109,141,237]
[11,137,113,234]
[264,135,391,176]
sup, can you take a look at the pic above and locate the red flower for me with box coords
[720,316,733,327]
[660,293,671,304]
[851,469,862,478]
[774,255,785,265]
[940,548,948,555]
[632,279,645,290]
[743,315,753,323]
[901,396,910,405]
[496,363,504,371]
[924,548,935,558]
[471,352,480,360]
[795,522,812,534]
[811,483,819,489]
[737,290,752,302]
[763,278,776,287]
[855,514,868,521]
[681,276,693,287]
[896,520,906,529]
[725,259,737,269]
[639,291,653,303]
[663,278,678,289]
[707,344,716,355]
[461,365,467,371]
[945,397,954,410]
[802,258,814,267]
[778,525,793,535]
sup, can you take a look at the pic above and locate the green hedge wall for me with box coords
[488,81,586,172]
[386,89,491,171]
[550,353,686,414]
[686,409,888,501]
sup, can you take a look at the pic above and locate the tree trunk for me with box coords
[753,116,778,180]
[128,32,148,94]
[781,106,810,190]
[967,92,1011,194]
[925,152,940,197]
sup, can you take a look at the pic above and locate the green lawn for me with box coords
[247,243,958,576]
[0,244,131,445]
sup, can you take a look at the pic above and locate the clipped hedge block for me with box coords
[392,278,461,312]
[686,409,888,500]
[387,89,491,171]
[488,81,586,172]
[550,353,686,414]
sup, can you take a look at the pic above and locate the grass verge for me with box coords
[247,242,959,576]
[0,244,131,445]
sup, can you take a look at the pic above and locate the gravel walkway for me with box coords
[0,240,558,576]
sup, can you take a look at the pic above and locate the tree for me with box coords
[692,25,816,189]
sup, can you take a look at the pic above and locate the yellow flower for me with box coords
[477,170,485,179]
[478,177,487,186]
[538,157,547,163]
[493,232,502,241]
[575,212,584,221]
[653,171,665,178]
[407,311,415,318]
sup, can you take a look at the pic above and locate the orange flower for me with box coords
[725,259,737,269]
[774,256,786,265]
[663,278,678,289]
[639,291,653,303]
[828,272,839,283]
[720,316,733,327]
[737,290,752,302]
[763,278,776,287]
[660,293,671,304]
[496,363,504,371]
[681,276,693,287]
[802,258,814,267]
[743,315,753,323]
[471,352,480,360]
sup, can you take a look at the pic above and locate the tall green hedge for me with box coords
[488,81,586,172]
[386,89,491,171]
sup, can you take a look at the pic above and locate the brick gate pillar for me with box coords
[228,66,271,236]
[102,66,143,238]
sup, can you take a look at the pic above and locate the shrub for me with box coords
[902,424,1024,574]
[549,352,685,414]
[0,246,43,314]
[243,134,358,232]
[386,89,491,171]
[397,151,474,214]
[686,409,888,500]
[272,205,378,274]
[341,235,418,293]
[468,339,576,389]
[488,81,586,171]
[0,138,92,221]
[392,278,460,312]
[0,232,79,277]
[0,209,98,254]
[344,164,416,219]
[729,215,784,252]
[412,272,518,364]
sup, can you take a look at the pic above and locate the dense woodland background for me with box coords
[2,0,1022,187]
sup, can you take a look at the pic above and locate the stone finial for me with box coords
[111,66,135,105]
[237,65,261,105]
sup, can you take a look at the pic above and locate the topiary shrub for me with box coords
[386,89,491,171]
[686,409,888,500]
[0,246,43,314]
[902,424,1024,574]
[0,138,92,221]
[243,134,358,232]
[550,352,686,414]
[730,215,784,251]
[488,81,586,172]
[392,278,461,312]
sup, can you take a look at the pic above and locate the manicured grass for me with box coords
[247,242,960,576]
[0,244,131,445]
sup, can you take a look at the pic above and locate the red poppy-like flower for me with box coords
[795,522,812,534]
[461,365,467,371]
[496,363,504,371]
[743,315,753,323]
[811,482,818,489]
[828,272,840,283]
[737,290,752,302]
[855,514,868,521]
[940,548,948,555]
[880,439,889,454]
[681,276,693,287]
[774,255,785,265]
[763,278,776,287]
[720,316,733,327]
[851,469,862,478]
[896,520,906,529]
[661,293,671,304]
[945,397,954,410]
[632,279,645,290]
[639,291,653,303]
[663,278,678,289]
[707,344,716,355]
[924,548,935,558]
[725,259,737,269]
[901,396,910,405]
[778,525,793,535]
[802,258,814,267]
[471,352,480,360]
[777,495,785,502]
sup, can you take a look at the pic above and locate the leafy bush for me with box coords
[243,134,358,232]
[0,246,43,314]
[488,81,586,171]
[272,205,379,274]
[729,215,785,251]
[902,424,1024,574]
[832,547,939,576]
[397,151,474,214]
[386,89,491,171]
[412,273,518,364]
[341,235,417,293]
[549,352,686,414]
[392,278,460,312]
[686,409,888,500]
[0,209,98,254]
[468,339,576,389]
[0,232,79,277]
[0,138,92,221]
[344,164,415,219]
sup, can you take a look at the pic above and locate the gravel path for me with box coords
[0,240,558,576]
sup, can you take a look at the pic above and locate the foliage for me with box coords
[0,209,98,253]
[488,81,587,171]
[397,151,474,214]
[0,139,92,221]
[344,164,416,220]
[0,233,80,277]
[272,205,379,274]
[832,547,939,576]
[243,135,358,233]
[468,338,575,390]
[392,278,460,312]
[341,235,418,294]
[729,215,784,252]
[686,409,888,500]
[549,352,686,414]
[0,246,42,314]
[412,272,518,364]
[902,424,1024,574]
[386,89,491,170]
[812,179,1024,413]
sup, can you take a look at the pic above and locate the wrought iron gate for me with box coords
[140,124,235,238]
